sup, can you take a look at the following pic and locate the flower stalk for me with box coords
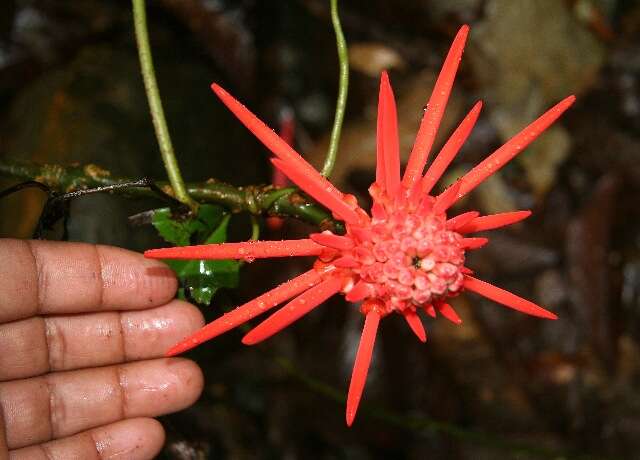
[321,0,349,178]
[132,0,197,211]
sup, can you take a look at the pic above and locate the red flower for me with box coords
[145,25,574,426]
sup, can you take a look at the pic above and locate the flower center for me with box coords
[335,194,466,315]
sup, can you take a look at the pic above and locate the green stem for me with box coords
[132,0,196,210]
[321,0,349,178]
[0,159,343,233]
[249,215,260,241]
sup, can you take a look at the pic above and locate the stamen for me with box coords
[145,239,323,261]
[403,25,470,188]
[165,269,323,356]
[242,276,343,345]
[346,310,381,426]
[463,276,558,319]
[457,210,532,233]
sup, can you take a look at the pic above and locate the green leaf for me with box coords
[157,212,240,306]
[151,204,225,247]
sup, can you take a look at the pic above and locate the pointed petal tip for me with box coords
[210,82,224,96]
[143,249,161,259]
[464,276,558,320]
[164,347,180,357]
[457,24,470,39]
[241,334,256,345]
[346,410,355,427]
[211,82,227,95]
[345,311,380,430]
[404,311,427,342]
[164,341,192,357]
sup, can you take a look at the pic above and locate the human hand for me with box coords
[0,239,204,459]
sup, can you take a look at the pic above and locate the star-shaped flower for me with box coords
[145,25,574,426]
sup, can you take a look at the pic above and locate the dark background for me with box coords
[1,1,640,458]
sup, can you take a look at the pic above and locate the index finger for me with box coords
[0,239,177,323]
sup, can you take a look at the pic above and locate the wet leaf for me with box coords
[152,204,225,246]
[152,206,240,306]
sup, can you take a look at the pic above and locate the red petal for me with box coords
[349,227,373,243]
[211,83,360,220]
[437,302,462,325]
[309,232,354,250]
[422,101,483,194]
[380,72,401,197]
[425,304,437,317]
[375,74,386,189]
[333,256,360,268]
[404,310,427,342]
[457,210,532,234]
[458,96,576,199]
[446,211,480,230]
[460,237,488,250]
[271,158,360,224]
[212,84,322,179]
[463,276,558,319]
[242,276,342,345]
[403,25,469,188]
[432,180,462,215]
[271,108,295,188]
[145,239,323,260]
[345,280,373,302]
[165,269,323,356]
[346,310,381,426]
[370,202,387,220]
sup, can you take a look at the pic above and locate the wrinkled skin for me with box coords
[0,239,204,460]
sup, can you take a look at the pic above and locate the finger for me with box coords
[1,358,203,450]
[0,239,177,323]
[0,403,7,460]
[9,418,164,460]
[0,300,204,381]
